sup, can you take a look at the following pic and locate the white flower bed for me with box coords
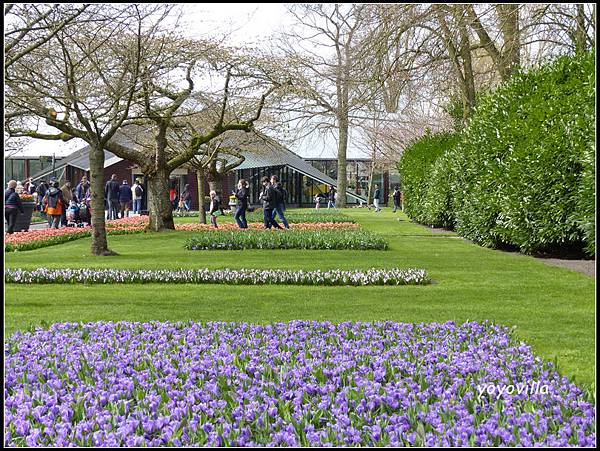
[5,268,430,286]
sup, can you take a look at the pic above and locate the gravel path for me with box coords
[536,258,595,278]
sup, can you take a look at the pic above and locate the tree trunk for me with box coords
[575,4,587,53]
[207,166,222,197]
[335,114,349,208]
[88,141,115,256]
[196,168,206,224]
[146,168,175,231]
[496,4,520,78]
[458,18,476,120]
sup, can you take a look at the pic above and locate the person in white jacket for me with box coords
[131,180,143,214]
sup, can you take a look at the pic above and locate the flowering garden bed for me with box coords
[174,210,356,224]
[4,320,595,447]
[185,229,388,250]
[5,267,429,286]
[4,218,358,252]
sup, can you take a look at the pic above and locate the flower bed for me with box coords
[4,321,595,447]
[185,229,388,251]
[245,211,355,224]
[5,267,429,286]
[173,210,356,224]
[5,218,358,252]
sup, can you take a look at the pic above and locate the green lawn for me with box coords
[4,208,596,389]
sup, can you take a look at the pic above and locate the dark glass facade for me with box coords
[236,165,340,207]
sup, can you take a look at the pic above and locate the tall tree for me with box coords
[107,48,285,231]
[277,4,375,208]
[5,4,162,255]
[464,4,521,81]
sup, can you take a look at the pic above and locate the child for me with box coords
[314,193,322,210]
[177,197,185,213]
[209,190,222,228]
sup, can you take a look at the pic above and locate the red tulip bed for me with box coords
[4,217,359,252]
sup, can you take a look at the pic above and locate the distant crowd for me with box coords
[6,173,403,234]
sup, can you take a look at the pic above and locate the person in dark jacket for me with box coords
[259,176,282,229]
[119,180,132,218]
[372,184,381,212]
[43,181,65,229]
[234,179,249,229]
[208,190,223,228]
[35,180,49,217]
[327,185,336,209]
[105,174,121,220]
[75,176,90,204]
[181,184,192,212]
[392,186,401,213]
[270,175,290,229]
[5,180,24,234]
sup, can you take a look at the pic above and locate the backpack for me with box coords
[134,185,143,197]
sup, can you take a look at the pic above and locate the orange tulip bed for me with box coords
[4,217,359,252]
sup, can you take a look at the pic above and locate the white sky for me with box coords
[8,4,373,160]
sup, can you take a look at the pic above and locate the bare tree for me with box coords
[5,4,163,255]
[274,4,381,208]
[4,3,89,71]
[107,44,286,231]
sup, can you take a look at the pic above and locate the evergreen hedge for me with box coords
[398,131,459,225]
[399,51,595,255]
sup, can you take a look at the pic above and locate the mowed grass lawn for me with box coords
[4,209,596,389]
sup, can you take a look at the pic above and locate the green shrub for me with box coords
[454,51,595,254]
[398,131,459,224]
[399,51,595,255]
[184,229,388,251]
[421,147,460,228]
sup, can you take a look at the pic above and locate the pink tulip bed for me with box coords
[4,217,359,252]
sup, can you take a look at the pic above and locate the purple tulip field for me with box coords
[4,320,595,447]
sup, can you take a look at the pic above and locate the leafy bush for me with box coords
[398,51,595,255]
[185,229,388,251]
[398,131,459,225]
[454,51,595,254]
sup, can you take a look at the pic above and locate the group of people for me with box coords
[369,185,403,213]
[314,185,337,210]
[207,175,290,230]
[313,184,403,213]
[4,175,93,232]
[104,174,144,220]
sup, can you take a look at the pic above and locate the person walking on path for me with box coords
[105,174,121,220]
[131,179,143,214]
[180,184,192,212]
[234,179,249,229]
[327,185,336,209]
[5,180,24,234]
[119,180,132,218]
[270,175,290,229]
[392,186,401,213]
[373,184,381,212]
[259,176,282,229]
[208,190,223,228]
[43,181,64,229]
[60,181,74,226]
